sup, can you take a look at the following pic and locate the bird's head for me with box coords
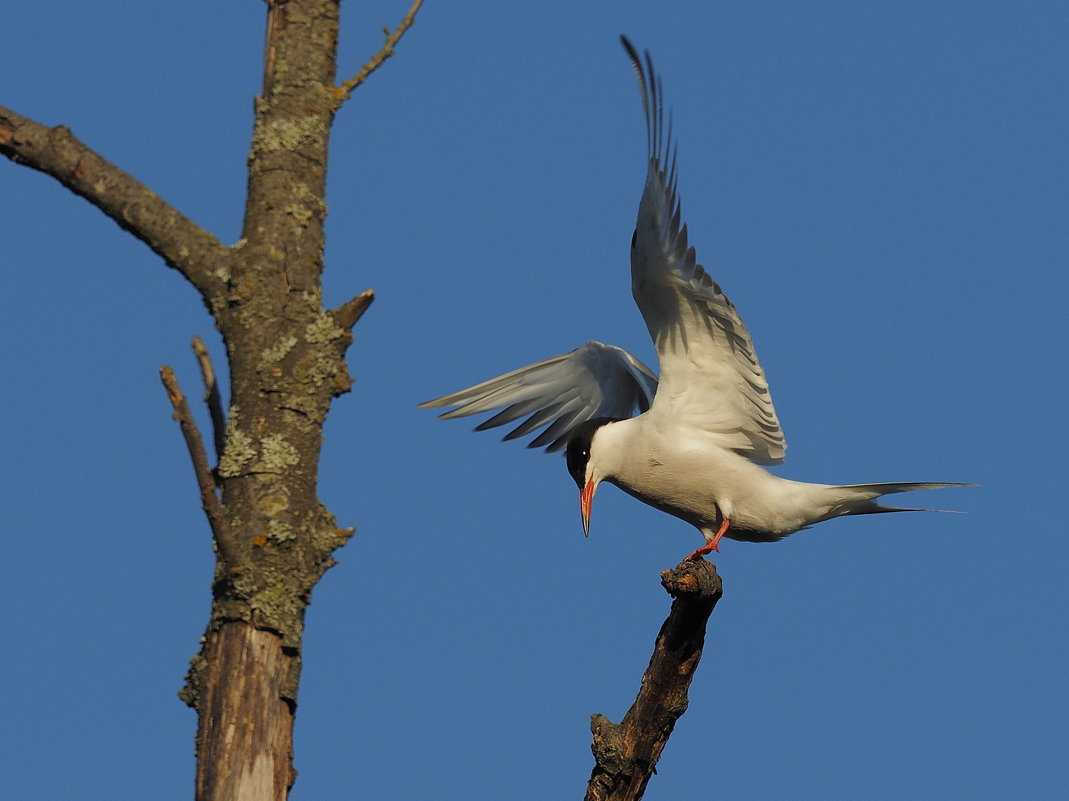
[565,417,623,537]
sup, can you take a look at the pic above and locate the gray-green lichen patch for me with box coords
[208,293,228,317]
[304,312,344,345]
[248,572,306,640]
[261,335,298,365]
[294,351,340,391]
[210,261,231,283]
[266,519,296,543]
[260,434,300,470]
[251,115,322,154]
[313,521,355,554]
[285,205,313,226]
[219,426,256,477]
[282,184,327,230]
[227,569,306,638]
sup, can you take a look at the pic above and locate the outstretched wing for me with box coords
[622,36,786,465]
[419,340,657,452]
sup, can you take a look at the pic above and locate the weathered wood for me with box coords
[585,559,723,801]
[194,623,297,801]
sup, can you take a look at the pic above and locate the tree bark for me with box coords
[194,623,299,800]
[2,2,423,799]
[585,559,723,801]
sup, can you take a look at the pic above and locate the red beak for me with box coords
[580,478,597,537]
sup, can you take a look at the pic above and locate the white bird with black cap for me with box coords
[420,36,968,560]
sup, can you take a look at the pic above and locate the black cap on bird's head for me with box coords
[565,417,623,536]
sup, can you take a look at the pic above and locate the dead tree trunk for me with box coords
[585,559,723,801]
[2,6,729,798]
[0,2,422,799]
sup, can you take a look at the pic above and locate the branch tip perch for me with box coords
[585,559,722,801]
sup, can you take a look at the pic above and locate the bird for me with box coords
[420,36,968,561]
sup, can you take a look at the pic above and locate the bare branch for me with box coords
[332,289,376,331]
[336,0,425,102]
[159,366,237,565]
[192,337,227,464]
[585,559,723,801]
[0,106,229,298]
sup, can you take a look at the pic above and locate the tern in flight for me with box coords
[421,36,967,560]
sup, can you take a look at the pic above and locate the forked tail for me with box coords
[824,482,973,520]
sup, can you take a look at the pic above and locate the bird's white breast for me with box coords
[594,415,829,539]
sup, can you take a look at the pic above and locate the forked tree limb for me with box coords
[585,559,723,801]
[0,106,229,298]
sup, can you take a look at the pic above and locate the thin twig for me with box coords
[336,0,424,102]
[159,366,237,565]
[191,336,227,465]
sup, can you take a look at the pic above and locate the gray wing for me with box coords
[419,340,657,452]
[622,37,786,465]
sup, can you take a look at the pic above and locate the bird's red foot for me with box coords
[685,541,719,561]
[685,518,731,561]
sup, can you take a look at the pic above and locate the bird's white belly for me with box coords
[606,439,813,541]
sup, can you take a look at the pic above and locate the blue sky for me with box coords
[2,2,1066,799]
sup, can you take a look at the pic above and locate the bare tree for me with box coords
[2,2,422,799]
[1,5,722,799]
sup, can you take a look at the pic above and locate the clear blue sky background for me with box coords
[3,2,1066,799]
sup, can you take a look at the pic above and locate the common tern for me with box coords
[421,36,967,560]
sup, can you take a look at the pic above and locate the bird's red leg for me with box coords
[685,518,731,561]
